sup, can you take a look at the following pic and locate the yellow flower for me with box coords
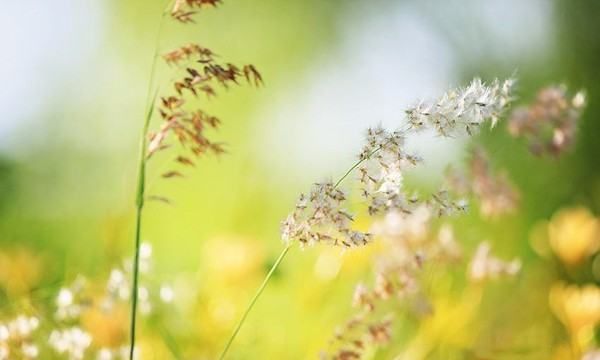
[0,247,43,296]
[550,283,600,350]
[548,207,600,265]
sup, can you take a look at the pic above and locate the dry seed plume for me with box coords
[281,78,515,250]
[508,85,585,156]
[149,44,261,163]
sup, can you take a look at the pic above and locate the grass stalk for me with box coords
[218,245,291,360]
[128,6,168,359]
[218,152,381,359]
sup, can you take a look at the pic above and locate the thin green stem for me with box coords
[129,97,157,360]
[128,4,168,359]
[218,147,383,359]
[334,147,382,188]
[218,245,291,360]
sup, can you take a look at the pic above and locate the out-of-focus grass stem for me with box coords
[128,3,170,359]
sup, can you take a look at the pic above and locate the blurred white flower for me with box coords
[49,327,92,360]
[469,241,521,282]
[160,285,175,303]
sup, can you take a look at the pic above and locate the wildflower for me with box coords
[469,148,519,218]
[324,220,466,357]
[330,349,361,360]
[274,77,517,360]
[55,276,87,321]
[281,181,371,248]
[49,327,92,360]
[159,285,175,303]
[352,283,375,312]
[445,148,519,219]
[47,243,174,359]
[0,248,43,296]
[8,316,39,339]
[147,5,263,178]
[550,283,600,348]
[373,273,394,300]
[326,313,394,360]
[368,214,462,303]
[21,344,39,358]
[357,127,422,216]
[468,242,521,282]
[406,78,515,136]
[583,350,600,360]
[281,77,515,249]
[138,242,153,273]
[548,207,600,266]
[149,42,261,176]
[135,2,259,358]
[97,348,112,360]
[138,286,152,315]
[371,205,431,245]
[434,224,462,261]
[0,315,39,359]
[508,85,586,155]
[367,317,392,345]
[96,346,133,360]
[103,243,171,315]
[107,269,130,301]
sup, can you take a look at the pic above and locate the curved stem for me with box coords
[218,245,291,360]
[218,146,383,359]
[333,147,381,188]
[128,6,168,359]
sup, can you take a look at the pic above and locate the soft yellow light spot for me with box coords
[0,248,43,296]
[548,207,600,265]
[313,249,342,282]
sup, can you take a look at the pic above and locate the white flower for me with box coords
[573,91,586,108]
[583,350,600,360]
[140,242,152,260]
[49,327,92,360]
[21,344,38,358]
[107,269,129,300]
[57,289,74,308]
[469,242,521,282]
[97,348,113,360]
[281,77,516,250]
[160,285,175,303]
[0,325,8,342]
[9,316,38,337]
[0,346,8,360]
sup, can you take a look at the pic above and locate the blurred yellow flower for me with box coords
[550,283,600,350]
[548,207,600,265]
[203,235,265,285]
[81,302,128,348]
[195,235,266,347]
[313,249,343,282]
[0,247,43,296]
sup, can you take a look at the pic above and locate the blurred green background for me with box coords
[1,0,600,358]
